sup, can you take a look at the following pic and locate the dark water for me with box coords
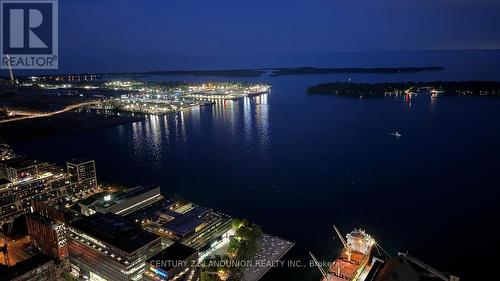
[12,51,500,280]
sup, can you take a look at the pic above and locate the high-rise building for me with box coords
[26,200,68,261]
[66,158,97,195]
[67,212,164,281]
[0,153,99,225]
[0,169,72,225]
[67,158,96,183]
[0,144,16,161]
[26,214,68,261]
[0,156,51,182]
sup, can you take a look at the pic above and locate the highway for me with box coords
[0,100,101,124]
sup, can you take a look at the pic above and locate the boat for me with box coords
[431,89,444,94]
[389,132,402,138]
[312,226,460,281]
[311,227,376,281]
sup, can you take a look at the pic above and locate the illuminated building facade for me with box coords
[26,200,68,261]
[0,156,51,182]
[0,144,16,161]
[66,158,98,196]
[143,242,199,281]
[0,152,99,225]
[26,214,68,261]
[0,167,72,225]
[126,198,232,252]
[67,212,164,281]
[78,185,162,216]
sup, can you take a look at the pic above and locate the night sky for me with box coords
[45,0,500,72]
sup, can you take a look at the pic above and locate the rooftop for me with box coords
[78,185,160,209]
[120,185,159,198]
[26,212,54,224]
[1,156,43,170]
[0,253,54,281]
[0,178,11,186]
[71,212,159,254]
[77,192,112,206]
[148,242,197,272]
[125,197,177,222]
[374,255,453,281]
[161,206,208,237]
[67,158,94,165]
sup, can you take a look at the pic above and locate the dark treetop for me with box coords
[307,81,500,97]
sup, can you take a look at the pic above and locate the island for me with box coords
[117,69,265,77]
[3,66,444,81]
[270,66,443,76]
[307,81,500,97]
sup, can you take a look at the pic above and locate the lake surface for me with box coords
[12,50,500,280]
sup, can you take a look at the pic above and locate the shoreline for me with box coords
[11,66,445,80]
[307,81,500,97]
[0,111,143,143]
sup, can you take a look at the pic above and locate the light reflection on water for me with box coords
[130,114,166,169]
[255,94,270,161]
[128,93,271,169]
[11,50,500,280]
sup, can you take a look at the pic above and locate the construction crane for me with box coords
[6,54,15,86]
[333,225,351,261]
[333,225,348,249]
[310,225,350,281]
[309,251,332,281]
[374,241,392,259]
